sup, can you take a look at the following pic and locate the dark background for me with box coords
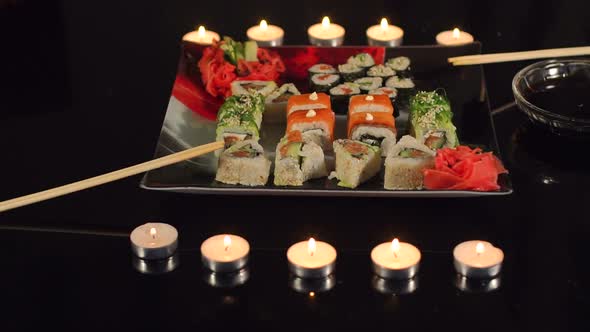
[1,0,590,331]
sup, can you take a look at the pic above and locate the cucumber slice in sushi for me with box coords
[338,63,365,82]
[347,52,375,69]
[354,77,383,92]
[329,82,361,115]
[310,73,340,93]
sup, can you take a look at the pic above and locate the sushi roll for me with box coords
[274,131,328,186]
[286,108,335,150]
[308,63,337,78]
[409,90,459,150]
[354,77,383,92]
[385,75,416,105]
[338,63,365,82]
[385,56,412,78]
[367,64,396,80]
[329,82,361,115]
[310,73,340,93]
[331,139,381,189]
[384,135,435,190]
[264,83,301,124]
[348,94,394,114]
[215,139,271,186]
[347,53,376,71]
[368,87,398,117]
[348,111,397,157]
[231,80,277,97]
[216,94,265,147]
[287,92,331,116]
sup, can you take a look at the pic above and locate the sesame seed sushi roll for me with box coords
[348,111,397,156]
[354,77,383,92]
[329,82,361,115]
[274,131,328,186]
[338,63,365,82]
[331,139,381,189]
[231,80,277,97]
[348,94,394,114]
[287,92,331,116]
[384,135,435,190]
[264,83,301,124]
[385,75,416,106]
[308,63,337,78]
[216,94,265,147]
[367,64,396,80]
[215,139,271,186]
[347,53,376,71]
[286,108,335,150]
[409,90,458,150]
[310,73,341,93]
[385,56,412,78]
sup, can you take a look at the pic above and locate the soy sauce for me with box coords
[525,74,590,119]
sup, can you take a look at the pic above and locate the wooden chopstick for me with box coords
[0,141,224,213]
[449,46,590,66]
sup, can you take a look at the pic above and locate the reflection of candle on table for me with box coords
[130,222,178,260]
[308,16,345,47]
[371,238,421,279]
[182,25,221,45]
[287,237,337,278]
[247,19,284,47]
[366,18,404,47]
[436,28,474,45]
[201,234,250,273]
[453,240,504,278]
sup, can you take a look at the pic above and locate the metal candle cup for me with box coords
[372,275,418,295]
[204,267,250,288]
[130,222,178,260]
[247,20,284,47]
[453,240,504,279]
[132,254,180,275]
[371,239,421,279]
[201,234,250,273]
[366,18,404,47]
[289,274,336,294]
[287,238,337,278]
[307,17,345,47]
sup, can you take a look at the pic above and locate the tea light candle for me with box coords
[453,240,504,278]
[247,19,284,47]
[366,18,404,47]
[182,25,221,45]
[130,222,178,260]
[436,28,474,46]
[371,238,421,279]
[287,238,337,278]
[308,16,345,47]
[201,234,250,273]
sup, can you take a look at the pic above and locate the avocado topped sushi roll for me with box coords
[409,90,459,150]
[367,64,396,80]
[329,82,361,114]
[347,52,376,70]
[310,73,340,93]
[308,63,337,78]
[338,63,365,82]
[216,94,265,147]
[354,77,383,92]
[385,56,412,78]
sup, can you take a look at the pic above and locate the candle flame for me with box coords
[452,28,461,39]
[391,238,400,258]
[476,242,485,255]
[308,237,316,256]
[309,291,315,297]
[224,235,232,251]
[322,16,331,28]
[197,25,206,37]
[260,19,268,31]
[380,18,389,31]
[149,227,157,239]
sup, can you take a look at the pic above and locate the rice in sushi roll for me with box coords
[354,77,383,92]
[287,92,331,116]
[264,83,301,124]
[310,73,340,93]
[215,139,271,186]
[338,63,365,82]
[231,80,277,97]
[367,64,396,80]
[384,135,435,190]
[348,94,394,114]
[385,75,415,107]
[385,56,412,78]
[329,82,361,114]
[331,139,381,189]
[308,63,337,78]
[274,131,328,186]
[348,111,397,157]
[286,108,335,150]
[347,53,376,70]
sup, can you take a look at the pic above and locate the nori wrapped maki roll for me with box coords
[308,63,337,80]
[385,75,416,108]
[367,64,396,80]
[329,82,361,114]
[347,52,376,71]
[409,90,459,150]
[354,77,383,92]
[309,73,340,93]
[385,56,412,78]
[338,63,365,82]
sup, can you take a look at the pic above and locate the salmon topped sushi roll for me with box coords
[348,94,394,114]
[287,92,331,116]
[286,108,335,150]
[348,111,397,156]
